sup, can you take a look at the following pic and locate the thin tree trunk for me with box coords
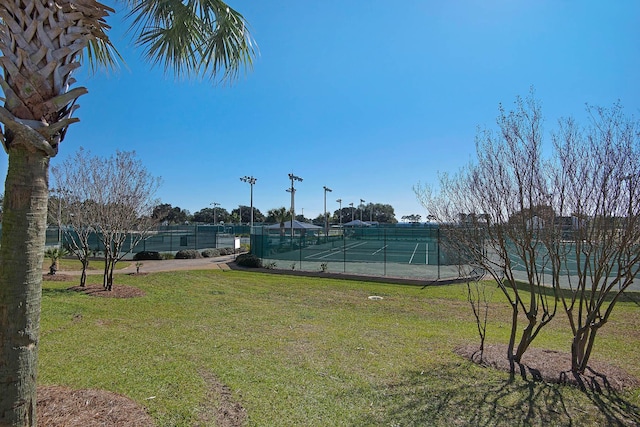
[102,251,110,289]
[0,145,49,426]
[579,326,599,373]
[507,303,518,378]
[107,257,116,291]
[572,325,598,373]
[514,315,537,362]
[80,259,88,287]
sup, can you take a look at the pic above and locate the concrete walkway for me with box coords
[120,255,236,273]
[49,255,237,276]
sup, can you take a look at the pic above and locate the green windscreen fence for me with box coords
[38,224,251,257]
[251,225,466,281]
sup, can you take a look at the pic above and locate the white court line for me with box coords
[304,241,369,260]
[305,247,341,259]
[372,245,387,255]
[409,243,419,264]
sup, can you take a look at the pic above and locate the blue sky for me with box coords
[3,0,639,221]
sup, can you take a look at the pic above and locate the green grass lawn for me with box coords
[39,270,640,426]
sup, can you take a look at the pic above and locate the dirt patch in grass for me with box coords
[68,283,146,298]
[37,386,155,427]
[197,369,247,427]
[456,343,640,391]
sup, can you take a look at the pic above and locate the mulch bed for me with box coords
[455,343,640,391]
[67,283,146,298]
[37,386,155,427]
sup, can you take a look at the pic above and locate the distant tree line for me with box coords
[53,201,401,226]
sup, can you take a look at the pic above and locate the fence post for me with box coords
[437,227,441,280]
[384,228,387,276]
[299,233,302,270]
[343,228,346,273]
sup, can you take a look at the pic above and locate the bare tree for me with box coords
[53,149,160,290]
[416,92,559,374]
[551,103,640,373]
[417,94,640,376]
[89,151,161,290]
[52,149,97,287]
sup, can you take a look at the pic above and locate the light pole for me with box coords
[336,198,342,228]
[360,199,365,221]
[240,175,257,232]
[288,173,303,240]
[211,202,220,225]
[349,202,354,223]
[323,186,332,237]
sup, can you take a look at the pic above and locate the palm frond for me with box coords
[123,0,256,83]
[83,36,124,75]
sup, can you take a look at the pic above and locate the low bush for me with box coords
[219,247,234,256]
[201,248,221,258]
[133,251,162,261]
[175,249,202,259]
[161,252,174,260]
[235,253,261,268]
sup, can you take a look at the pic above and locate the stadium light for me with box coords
[240,176,257,228]
[211,202,220,225]
[360,199,365,221]
[288,173,303,240]
[323,186,332,237]
[336,198,343,228]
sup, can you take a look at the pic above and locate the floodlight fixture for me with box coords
[240,176,257,228]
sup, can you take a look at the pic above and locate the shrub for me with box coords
[219,247,235,255]
[161,252,174,260]
[175,249,202,259]
[133,251,162,261]
[201,248,221,258]
[235,253,261,268]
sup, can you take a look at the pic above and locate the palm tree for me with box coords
[0,1,255,424]
[268,207,290,236]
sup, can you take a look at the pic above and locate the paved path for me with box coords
[49,255,237,276]
[120,255,236,273]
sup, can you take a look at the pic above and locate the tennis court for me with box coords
[251,226,466,281]
[301,239,433,264]
[502,242,640,291]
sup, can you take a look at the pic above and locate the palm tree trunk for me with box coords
[0,145,49,426]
